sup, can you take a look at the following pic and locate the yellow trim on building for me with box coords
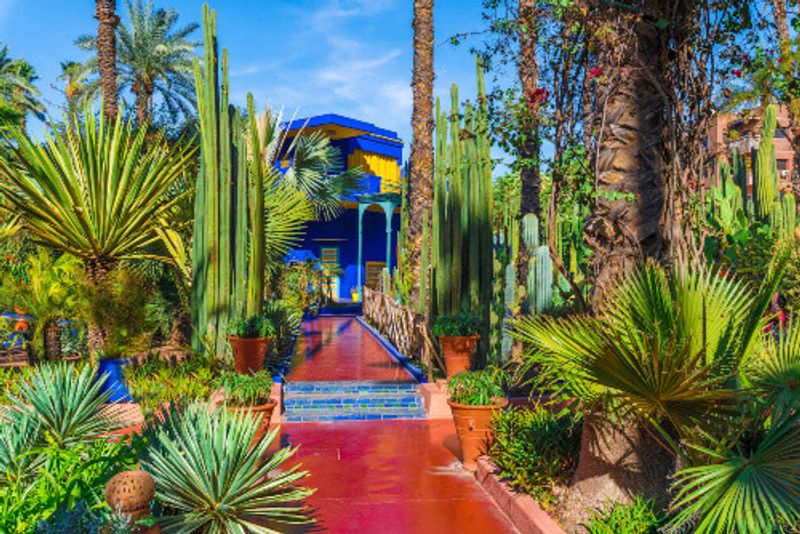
[347,150,401,193]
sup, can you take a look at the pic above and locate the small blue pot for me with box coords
[97,358,133,402]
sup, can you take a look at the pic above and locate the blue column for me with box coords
[357,203,367,298]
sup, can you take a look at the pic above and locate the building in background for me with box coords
[708,106,795,194]
[283,114,403,302]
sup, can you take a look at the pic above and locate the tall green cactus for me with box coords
[752,104,779,220]
[518,213,553,313]
[191,4,268,353]
[431,58,494,362]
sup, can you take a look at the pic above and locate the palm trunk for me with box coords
[583,5,666,306]
[407,0,435,313]
[771,0,800,198]
[85,257,118,354]
[43,321,62,361]
[560,413,675,531]
[132,79,152,125]
[516,0,542,300]
[95,0,119,119]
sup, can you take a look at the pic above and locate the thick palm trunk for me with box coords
[560,414,675,531]
[85,257,118,354]
[43,321,62,361]
[95,0,119,119]
[132,79,154,125]
[583,6,666,306]
[771,0,800,198]
[516,0,542,300]
[407,0,435,311]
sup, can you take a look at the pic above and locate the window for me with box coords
[778,159,788,171]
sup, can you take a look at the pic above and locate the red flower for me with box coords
[589,67,604,79]
[731,69,743,78]
[525,88,548,108]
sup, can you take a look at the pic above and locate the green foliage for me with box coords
[585,498,663,534]
[79,269,153,358]
[0,105,196,265]
[218,370,273,407]
[139,403,314,530]
[490,406,581,509]
[124,352,225,417]
[0,363,137,531]
[447,366,508,405]
[431,311,481,337]
[263,299,303,365]
[227,315,276,339]
[0,43,44,125]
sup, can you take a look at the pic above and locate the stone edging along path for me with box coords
[476,456,566,534]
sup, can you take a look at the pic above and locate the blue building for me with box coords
[283,114,403,301]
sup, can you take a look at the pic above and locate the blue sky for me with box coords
[0,0,515,159]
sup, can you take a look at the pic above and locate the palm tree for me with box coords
[0,45,44,127]
[0,107,196,350]
[94,0,119,119]
[76,0,199,125]
[407,0,435,311]
[511,253,790,529]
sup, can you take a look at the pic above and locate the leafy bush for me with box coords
[490,406,581,509]
[585,498,663,534]
[447,366,508,405]
[432,311,481,337]
[218,370,273,407]
[124,352,225,416]
[139,403,314,530]
[263,299,302,365]
[0,363,137,531]
[228,315,276,338]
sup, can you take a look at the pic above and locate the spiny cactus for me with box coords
[752,104,780,220]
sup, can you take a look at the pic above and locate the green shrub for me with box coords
[227,315,275,338]
[218,370,273,407]
[490,406,581,510]
[124,352,225,416]
[432,311,480,337]
[139,403,314,530]
[585,498,664,534]
[263,299,302,365]
[447,366,508,405]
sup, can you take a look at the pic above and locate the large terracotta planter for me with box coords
[448,398,508,471]
[228,336,271,374]
[439,335,479,378]
[227,400,278,444]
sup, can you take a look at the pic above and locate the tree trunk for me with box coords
[95,0,119,120]
[407,0,435,313]
[132,78,154,125]
[84,257,118,354]
[516,0,542,301]
[583,5,666,306]
[560,413,675,531]
[43,321,62,361]
[771,0,800,199]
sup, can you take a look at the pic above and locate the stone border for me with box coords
[475,456,566,534]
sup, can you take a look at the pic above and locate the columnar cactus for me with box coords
[752,104,779,220]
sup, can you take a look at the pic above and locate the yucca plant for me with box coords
[510,251,789,528]
[139,402,314,532]
[6,363,115,448]
[0,106,196,280]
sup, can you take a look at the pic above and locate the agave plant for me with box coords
[510,252,790,528]
[0,105,196,282]
[139,403,314,532]
[6,363,115,448]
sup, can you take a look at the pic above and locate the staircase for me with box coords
[283,381,426,422]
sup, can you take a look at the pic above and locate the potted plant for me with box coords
[447,366,509,471]
[432,311,481,378]
[228,316,275,374]
[218,370,277,442]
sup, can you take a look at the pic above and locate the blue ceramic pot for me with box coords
[97,358,133,402]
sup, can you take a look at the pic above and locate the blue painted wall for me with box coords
[298,207,399,299]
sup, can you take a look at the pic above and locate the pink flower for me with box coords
[731,69,743,78]
[589,67,603,79]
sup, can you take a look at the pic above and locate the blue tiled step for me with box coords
[283,380,425,422]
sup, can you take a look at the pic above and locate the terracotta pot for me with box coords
[227,400,278,444]
[228,336,271,374]
[448,398,508,471]
[439,335,479,378]
[105,470,155,521]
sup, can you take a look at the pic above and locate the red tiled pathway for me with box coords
[279,419,519,534]
[288,316,413,382]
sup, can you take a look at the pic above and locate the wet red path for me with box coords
[288,316,413,382]
[280,419,518,533]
